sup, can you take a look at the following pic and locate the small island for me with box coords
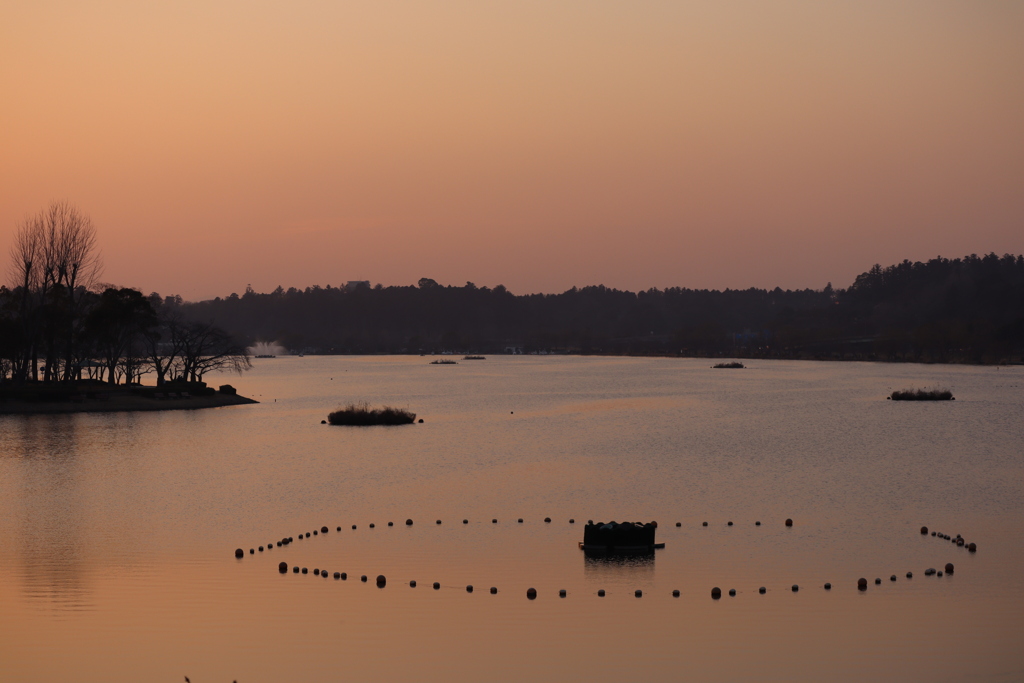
[712,361,745,369]
[0,202,255,415]
[327,403,416,426]
[889,388,954,401]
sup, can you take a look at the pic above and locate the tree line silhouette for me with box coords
[183,254,1024,363]
[0,202,249,387]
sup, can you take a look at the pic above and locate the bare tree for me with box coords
[177,321,251,383]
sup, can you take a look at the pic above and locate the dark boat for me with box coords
[580,521,664,553]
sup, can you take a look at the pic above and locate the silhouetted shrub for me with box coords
[890,388,954,401]
[327,402,416,426]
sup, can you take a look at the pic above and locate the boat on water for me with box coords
[580,521,664,553]
[430,359,458,365]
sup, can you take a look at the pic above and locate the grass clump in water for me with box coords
[327,402,417,425]
[889,388,954,401]
[712,361,745,369]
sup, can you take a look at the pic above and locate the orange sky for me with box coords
[2,1,1022,300]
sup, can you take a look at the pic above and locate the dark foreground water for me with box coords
[1,356,1022,682]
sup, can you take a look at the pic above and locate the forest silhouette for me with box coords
[182,253,1024,363]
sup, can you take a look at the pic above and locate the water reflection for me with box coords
[9,415,93,610]
[583,551,655,580]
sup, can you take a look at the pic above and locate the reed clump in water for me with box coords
[712,361,745,369]
[327,402,416,425]
[889,388,954,401]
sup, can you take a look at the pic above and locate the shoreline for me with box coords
[0,391,258,415]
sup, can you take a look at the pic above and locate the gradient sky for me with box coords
[2,1,1022,300]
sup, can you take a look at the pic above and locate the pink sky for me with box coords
[2,1,1022,300]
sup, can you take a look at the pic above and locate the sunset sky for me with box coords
[2,1,1022,300]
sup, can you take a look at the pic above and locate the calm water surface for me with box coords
[1,356,1022,682]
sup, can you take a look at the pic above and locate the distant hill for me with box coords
[181,254,1024,363]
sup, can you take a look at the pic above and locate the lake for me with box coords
[1,356,1022,682]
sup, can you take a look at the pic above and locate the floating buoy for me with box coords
[672,590,680,597]
[306,532,310,538]
[702,522,708,527]
[675,522,681,527]
[276,542,281,547]
[388,522,393,527]
[792,585,799,592]
[598,589,606,597]
[492,519,497,524]
[759,587,766,594]
[526,588,537,599]
[433,582,440,590]
[858,578,867,589]
[518,518,523,523]
[352,525,357,529]
[234,548,244,558]
[361,575,367,582]
[321,420,327,424]
[302,568,308,574]
[635,590,643,597]
[728,589,736,596]
[945,563,954,574]
[755,521,761,526]
[313,530,317,536]
[293,567,299,574]
[466,585,473,592]
[334,572,341,579]
[377,575,386,587]
[406,519,413,526]
[906,572,913,578]
[369,523,375,528]
[410,580,416,587]
[321,526,328,534]
[931,532,936,536]
[436,520,441,525]
[890,575,897,581]
[463,519,468,524]
[727,521,733,526]
[259,546,264,552]
[711,587,721,599]
[569,519,575,524]
[937,571,943,576]
[249,548,254,554]
[957,539,964,547]
[874,578,881,585]
[341,573,347,580]
[824,583,831,590]
[560,589,567,597]
[314,569,320,576]
[544,517,551,523]
[418,419,423,423]
[968,543,977,552]
[785,518,793,527]
[588,520,593,525]
[925,568,936,576]
[921,526,929,534]
[336,527,341,532]
[279,562,288,573]
[490,587,497,594]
